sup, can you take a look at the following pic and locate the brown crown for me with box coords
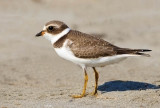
[45,20,69,35]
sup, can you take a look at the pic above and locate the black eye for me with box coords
[48,26,54,31]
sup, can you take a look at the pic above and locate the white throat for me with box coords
[43,28,70,44]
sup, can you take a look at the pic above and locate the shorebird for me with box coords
[35,20,151,98]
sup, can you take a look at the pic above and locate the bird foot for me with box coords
[90,91,98,96]
[71,94,86,98]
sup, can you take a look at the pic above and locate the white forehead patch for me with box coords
[43,26,46,30]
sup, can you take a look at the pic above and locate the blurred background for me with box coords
[0,0,160,107]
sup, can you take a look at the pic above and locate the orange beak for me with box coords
[35,31,45,37]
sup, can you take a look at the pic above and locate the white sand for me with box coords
[0,0,160,107]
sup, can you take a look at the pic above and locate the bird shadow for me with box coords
[98,80,160,93]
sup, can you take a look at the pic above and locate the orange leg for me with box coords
[72,68,88,98]
[91,67,99,96]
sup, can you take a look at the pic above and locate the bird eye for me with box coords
[48,26,54,31]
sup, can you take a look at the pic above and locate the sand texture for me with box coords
[0,0,160,108]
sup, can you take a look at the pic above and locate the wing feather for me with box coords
[67,30,118,58]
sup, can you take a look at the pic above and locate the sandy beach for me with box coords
[0,0,160,107]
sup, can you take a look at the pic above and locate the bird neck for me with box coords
[44,28,70,45]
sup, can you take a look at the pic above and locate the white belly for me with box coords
[54,46,138,68]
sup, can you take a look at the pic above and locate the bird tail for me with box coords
[132,49,152,57]
[117,48,152,57]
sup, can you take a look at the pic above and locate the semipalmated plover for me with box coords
[35,20,151,98]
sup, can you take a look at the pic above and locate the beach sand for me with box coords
[0,0,160,107]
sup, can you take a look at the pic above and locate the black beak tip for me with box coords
[35,32,42,37]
